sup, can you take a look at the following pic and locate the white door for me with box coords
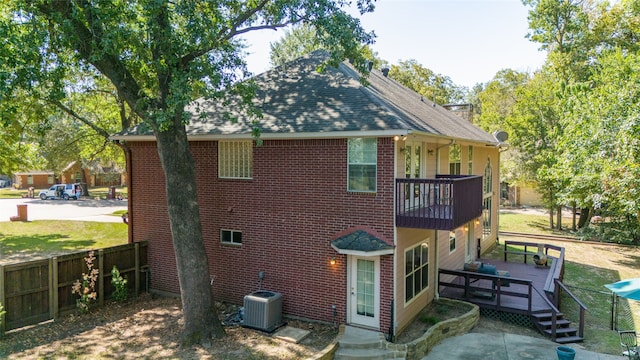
[349,256,380,329]
[404,142,423,211]
[466,224,475,262]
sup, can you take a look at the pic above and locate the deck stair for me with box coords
[531,311,583,344]
[334,326,406,360]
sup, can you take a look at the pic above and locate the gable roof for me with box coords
[113,51,497,145]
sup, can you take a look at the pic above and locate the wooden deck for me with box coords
[439,259,554,314]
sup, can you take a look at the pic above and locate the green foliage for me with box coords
[72,251,99,314]
[1,0,379,341]
[0,302,5,325]
[111,266,128,302]
[419,314,439,326]
[388,60,467,104]
[270,24,320,68]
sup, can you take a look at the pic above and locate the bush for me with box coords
[71,251,99,313]
[111,266,128,302]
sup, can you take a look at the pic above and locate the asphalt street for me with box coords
[0,197,128,223]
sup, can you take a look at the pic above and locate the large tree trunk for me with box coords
[556,205,562,230]
[577,207,591,228]
[549,207,554,229]
[154,124,225,345]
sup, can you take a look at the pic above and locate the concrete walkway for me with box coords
[423,333,624,360]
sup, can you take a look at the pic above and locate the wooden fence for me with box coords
[0,242,148,335]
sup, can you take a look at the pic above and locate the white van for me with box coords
[38,184,80,200]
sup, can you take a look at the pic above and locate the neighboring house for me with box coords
[112,51,502,339]
[13,171,55,189]
[60,161,126,187]
[500,182,543,207]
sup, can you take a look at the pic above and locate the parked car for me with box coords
[38,184,81,200]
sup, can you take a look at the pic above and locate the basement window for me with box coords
[220,229,242,245]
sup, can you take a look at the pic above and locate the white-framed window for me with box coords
[468,146,473,175]
[347,138,377,192]
[47,175,54,184]
[449,230,456,253]
[449,144,461,175]
[218,141,253,179]
[27,175,33,185]
[220,229,242,245]
[405,241,429,303]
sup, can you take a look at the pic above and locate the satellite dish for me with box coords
[493,130,509,142]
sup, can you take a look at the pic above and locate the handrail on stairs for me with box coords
[530,284,562,342]
[554,279,588,338]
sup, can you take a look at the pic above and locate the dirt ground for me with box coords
[0,293,546,360]
[0,294,337,360]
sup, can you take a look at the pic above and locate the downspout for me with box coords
[434,229,439,300]
[391,135,399,342]
[122,142,134,244]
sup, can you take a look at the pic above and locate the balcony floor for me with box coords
[439,258,554,314]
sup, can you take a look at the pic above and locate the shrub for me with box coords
[72,251,99,313]
[111,266,128,302]
[0,303,5,325]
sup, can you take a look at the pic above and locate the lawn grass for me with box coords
[0,186,129,200]
[499,211,576,237]
[0,220,127,256]
[0,188,29,199]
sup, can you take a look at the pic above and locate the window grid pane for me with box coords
[219,141,253,179]
[357,259,375,317]
[348,138,377,192]
[405,242,429,303]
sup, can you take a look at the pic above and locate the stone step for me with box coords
[334,348,405,360]
[338,326,386,350]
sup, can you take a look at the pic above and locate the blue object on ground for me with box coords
[556,346,576,360]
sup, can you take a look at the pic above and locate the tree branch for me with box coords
[37,1,150,121]
[46,98,113,140]
[180,0,302,68]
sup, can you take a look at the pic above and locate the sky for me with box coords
[240,0,548,88]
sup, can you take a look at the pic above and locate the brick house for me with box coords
[60,161,126,187]
[12,171,55,189]
[113,51,502,339]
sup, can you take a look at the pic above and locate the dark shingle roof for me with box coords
[331,230,394,253]
[114,51,496,144]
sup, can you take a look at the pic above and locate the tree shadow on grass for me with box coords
[0,233,96,255]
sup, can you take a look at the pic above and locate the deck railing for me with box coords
[438,268,533,314]
[395,175,482,230]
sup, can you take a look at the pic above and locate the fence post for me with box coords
[48,258,54,320]
[134,242,140,297]
[0,264,5,338]
[98,250,104,307]
[52,257,59,319]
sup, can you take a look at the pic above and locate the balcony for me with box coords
[395,175,483,231]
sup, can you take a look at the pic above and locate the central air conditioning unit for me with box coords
[243,290,283,332]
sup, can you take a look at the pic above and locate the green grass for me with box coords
[0,186,129,200]
[499,211,576,237]
[0,220,127,255]
[0,188,29,199]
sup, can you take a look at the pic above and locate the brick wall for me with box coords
[129,137,396,331]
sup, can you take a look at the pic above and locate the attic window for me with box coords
[219,141,253,179]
